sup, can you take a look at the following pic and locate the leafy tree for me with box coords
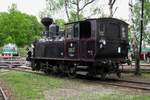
[39,0,64,19]
[129,0,150,75]
[55,19,66,29]
[67,0,95,21]
[5,36,14,44]
[132,0,150,44]
[44,0,96,22]
[0,4,42,47]
[69,10,84,22]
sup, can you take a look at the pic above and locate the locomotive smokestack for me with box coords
[41,17,53,37]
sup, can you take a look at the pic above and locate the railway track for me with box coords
[16,67,150,91]
[101,79,150,91]
[0,66,44,76]
[1,66,150,91]
[0,87,7,100]
[121,69,150,73]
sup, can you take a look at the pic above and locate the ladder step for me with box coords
[76,71,88,75]
[77,66,88,69]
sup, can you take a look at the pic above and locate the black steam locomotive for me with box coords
[27,17,129,78]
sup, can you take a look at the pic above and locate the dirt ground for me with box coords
[40,72,150,99]
[43,77,150,100]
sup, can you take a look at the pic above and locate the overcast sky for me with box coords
[0,0,130,22]
[0,0,46,17]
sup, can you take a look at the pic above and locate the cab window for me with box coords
[99,23,105,36]
[74,23,79,38]
[80,21,91,39]
[65,24,74,39]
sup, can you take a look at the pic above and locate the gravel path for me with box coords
[44,83,114,100]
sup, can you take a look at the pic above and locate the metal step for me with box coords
[76,71,88,75]
[77,66,88,69]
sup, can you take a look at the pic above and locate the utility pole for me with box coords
[135,0,144,75]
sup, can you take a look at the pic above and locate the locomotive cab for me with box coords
[64,18,128,61]
[96,18,129,59]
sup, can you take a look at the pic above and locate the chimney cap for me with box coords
[41,17,53,27]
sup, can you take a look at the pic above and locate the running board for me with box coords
[77,66,88,69]
[76,71,88,75]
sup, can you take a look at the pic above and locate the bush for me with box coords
[18,47,27,57]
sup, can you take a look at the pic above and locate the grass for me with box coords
[60,94,150,100]
[0,71,64,100]
[0,71,150,100]
[142,73,150,77]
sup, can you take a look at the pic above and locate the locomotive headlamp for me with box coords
[70,43,73,47]
[121,27,126,38]
[99,39,106,45]
[99,39,106,48]
[31,44,34,48]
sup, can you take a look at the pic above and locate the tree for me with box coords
[129,0,150,52]
[132,0,150,44]
[129,0,138,51]
[68,0,95,20]
[86,5,108,18]
[44,0,96,22]
[64,0,70,21]
[129,0,150,75]
[69,10,85,22]
[108,0,117,17]
[39,0,64,19]
[0,4,42,46]
[55,19,66,29]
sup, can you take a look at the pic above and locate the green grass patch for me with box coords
[0,71,150,100]
[142,73,150,77]
[0,71,64,100]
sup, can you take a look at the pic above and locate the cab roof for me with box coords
[65,18,128,25]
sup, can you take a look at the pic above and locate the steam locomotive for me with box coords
[27,17,129,78]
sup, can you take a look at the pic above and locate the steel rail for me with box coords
[114,79,150,85]
[77,77,150,91]
[100,81,150,91]
[0,87,7,100]
[2,66,150,91]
